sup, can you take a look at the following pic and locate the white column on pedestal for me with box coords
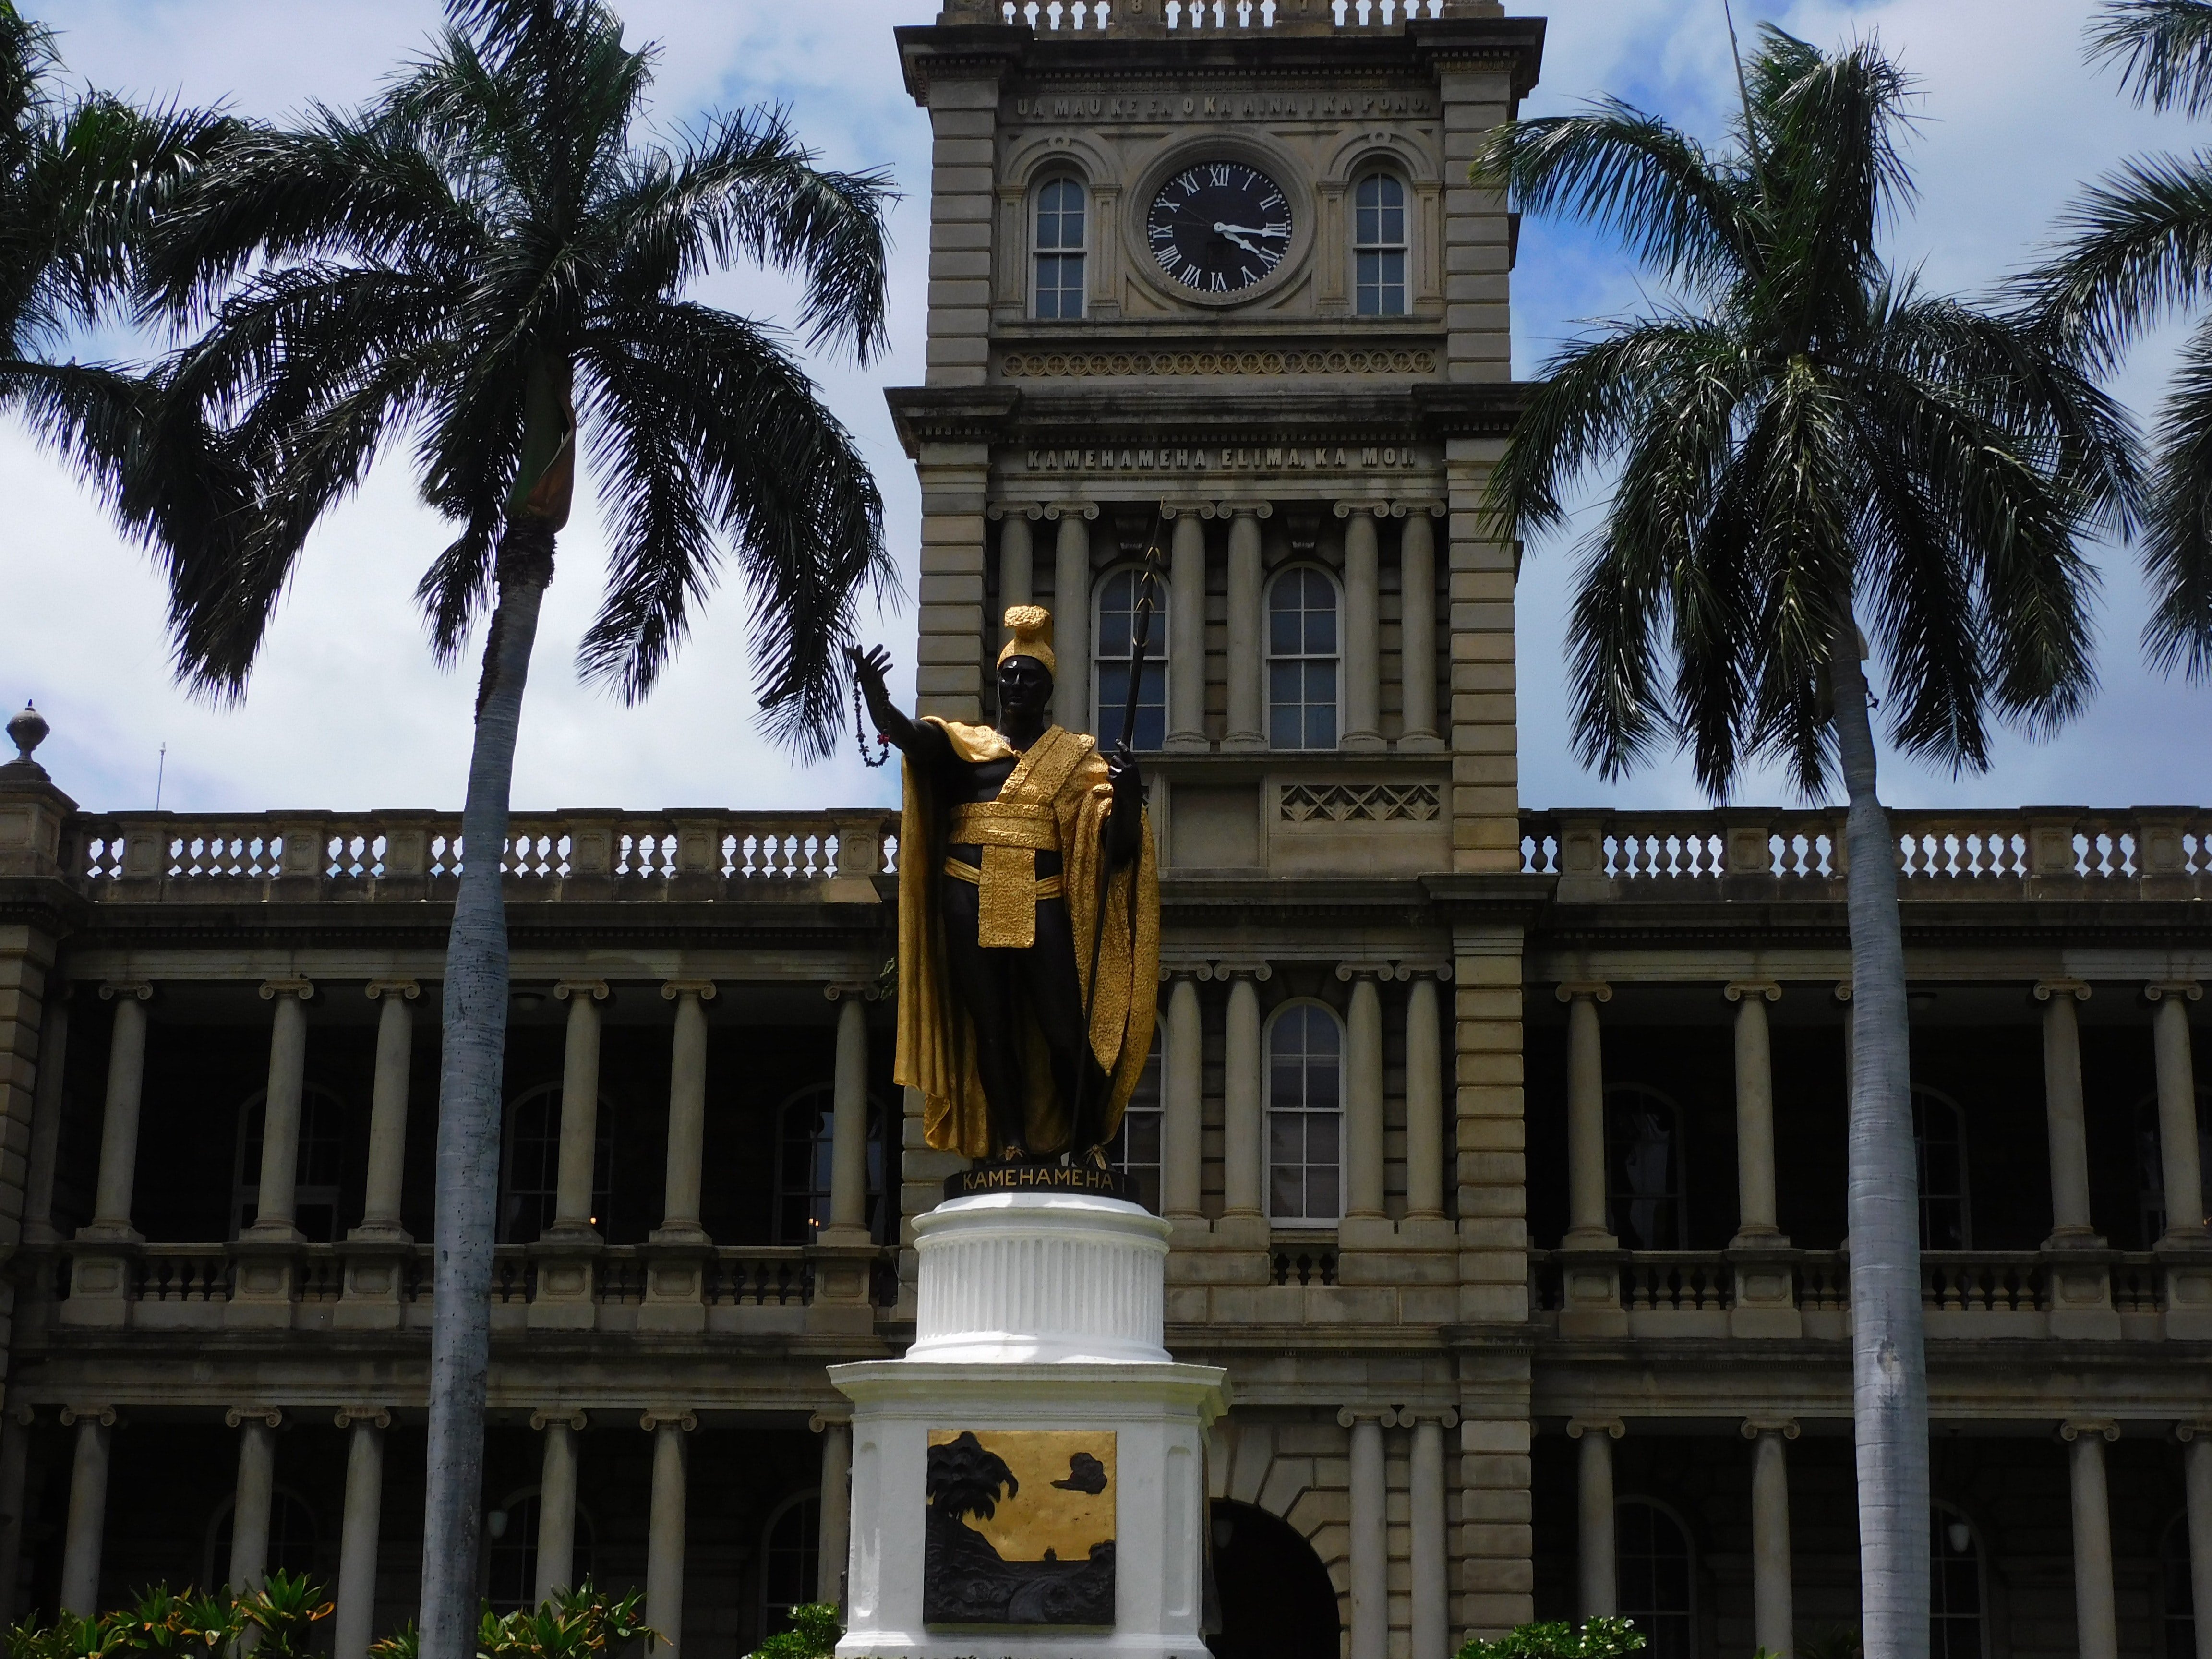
[2038,981,2098,1244]
[1398,513,1439,749]
[1742,1419,1797,1657]
[1054,513,1092,737]
[1559,985,1614,1246]
[642,1411,696,1653]
[1727,982,1783,1244]
[1340,508,1383,750]
[85,985,150,1238]
[1407,1411,1456,1659]
[357,983,418,1238]
[2181,1424,2212,1659]
[656,984,715,1242]
[332,1407,390,1659]
[250,981,313,1238]
[814,1415,853,1608]
[1223,974,1263,1217]
[226,1407,282,1589]
[1341,1410,1387,1659]
[1162,976,1203,1219]
[1405,974,1445,1220]
[549,981,609,1238]
[1166,512,1207,751]
[1223,510,1265,750]
[58,1407,114,1616]
[2063,1419,2120,1659]
[1567,1418,1622,1620]
[2150,984,2205,1242]
[829,994,871,1238]
[23,991,68,1244]
[533,1410,586,1606]
[998,515,1034,645]
[1344,971,1385,1219]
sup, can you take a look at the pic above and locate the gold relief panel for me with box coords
[924,1428,1118,1626]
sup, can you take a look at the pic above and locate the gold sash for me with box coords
[948,733,1083,949]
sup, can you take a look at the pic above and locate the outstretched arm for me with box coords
[848,644,949,767]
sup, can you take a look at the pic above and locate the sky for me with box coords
[3,0,2208,817]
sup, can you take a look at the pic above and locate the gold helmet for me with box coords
[996,604,1056,675]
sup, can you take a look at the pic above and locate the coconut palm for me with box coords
[2018,0,2212,680]
[135,4,894,1654]
[1473,27,2139,1656]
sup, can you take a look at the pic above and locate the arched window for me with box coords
[1353,172,1408,316]
[1605,1084,1685,1250]
[232,1085,349,1242]
[1930,1503,1986,1659]
[484,1487,598,1615]
[2164,1510,2195,1659]
[1267,1002,1342,1225]
[761,1490,821,1635]
[501,1083,613,1244]
[1268,567,1339,751]
[1914,1086,1971,1250]
[1034,176,1087,320]
[774,1084,890,1245]
[1614,1499,1693,1658]
[207,1489,319,1590]
[1095,566,1168,750]
[1106,1025,1165,1213]
[2134,1085,2212,1245]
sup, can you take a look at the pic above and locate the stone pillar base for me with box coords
[1553,1247,1626,1338]
[334,1239,412,1330]
[1727,1246,1803,1339]
[224,1239,301,1329]
[636,1242,709,1334]
[2044,1247,2122,1340]
[527,1243,602,1332]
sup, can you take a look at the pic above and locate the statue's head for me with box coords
[996,606,1056,723]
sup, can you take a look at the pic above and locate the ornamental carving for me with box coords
[1279,782,1441,824]
[1001,348,1435,378]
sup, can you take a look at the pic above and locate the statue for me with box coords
[849,607,1160,1167]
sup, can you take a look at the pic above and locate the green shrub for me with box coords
[745,1605,840,1659]
[1456,1618,1648,1659]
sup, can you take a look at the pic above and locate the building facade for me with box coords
[0,3,2208,1658]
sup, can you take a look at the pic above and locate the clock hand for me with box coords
[1213,222,1288,240]
[1216,227,1264,257]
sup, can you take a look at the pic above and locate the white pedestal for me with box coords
[832,1189,1229,1659]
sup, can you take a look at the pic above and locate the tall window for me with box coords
[2165,1511,2195,1659]
[1267,1003,1342,1224]
[761,1491,821,1637]
[1614,1500,1692,1659]
[774,1084,889,1245]
[1107,1027,1165,1213]
[1268,567,1338,750]
[1605,1084,1685,1250]
[2136,1085,2212,1244]
[1095,567,1167,750]
[1913,1087,1971,1250]
[501,1083,613,1243]
[1354,172,1407,316]
[484,1490,596,1614]
[232,1085,348,1242]
[209,1490,318,1589]
[1930,1504,1986,1659]
[1034,177,1086,320]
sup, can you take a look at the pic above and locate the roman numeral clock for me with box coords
[1145,161,1292,295]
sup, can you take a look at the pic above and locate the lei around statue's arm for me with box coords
[847,644,951,770]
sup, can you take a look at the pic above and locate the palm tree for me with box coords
[1473,27,2139,1656]
[2019,0,2212,680]
[136,4,895,1654]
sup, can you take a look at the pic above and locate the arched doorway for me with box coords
[1206,1499,1338,1659]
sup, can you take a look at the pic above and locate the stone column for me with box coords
[1166,512,1207,751]
[1741,1419,1797,1657]
[1567,1418,1621,1620]
[1054,513,1092,737]
[357,983,418,1238]
[332,1407,390,1659]
[1223,974,1263,1218]
[1398,513,1440,750]
[2063,1419,2120,1659]
[250,981,314,1238]
[1405,974,1446,1220]
[814,1414,853,1609]
[1559,985,1614,1247]
[548,981,610,1240]
[655,984,715,1242]
[1223,510,1265,750]
[2039,981,2099,1244]
[1340,1410,1388,1659]
[2150,984,2205,1242]
[1344,971,1385,1221]
[642,1411,697,1654]
[1341,508,1383,751]
[998,515,1034,643]
[23,990,67,1244]
[1727,982,1783,1244]
[57,1405,114,1617]
[227,1407,282,1589]
[1162,975,1203,1219]
[84,984,150,1238]
[533,1409,587,1607]
[1407,1410,1458,1659]
[827,995,872,1239]
[2179,1423,2212,1659]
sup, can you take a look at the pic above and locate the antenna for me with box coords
[154,743,167,811]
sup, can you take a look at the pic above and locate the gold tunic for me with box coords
[893,719,1161,1158]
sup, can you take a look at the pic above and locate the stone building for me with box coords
[0,3,2207,1658]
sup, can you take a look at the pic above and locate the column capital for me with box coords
[59,1405,115,1428]
[1833,980,1852,1004]
[2059,1418,2121,1443]
[986,502,1046,522]
[1190,960,1273,983]
[226,1406,284,1430]
[554,980,610,1003]
[530,1408,589,1432]
[1383,1407,1460,1429]
[1218,501,1274,519]
[257,978,314,1002]
[1739,1418,1800,1441]
[365,980,421,1002]
[1336,961,1453,983]
[808,1411,853,1433]
[1556,981,1611,1004]
[2035,979,2093,1003]
[97,982,151,1003]
[2147,981,2203,1004]
[1724,981,1781,1004]
[9,1403,34,1428]
[660,980,717,1003]
[1040,500,1100,521]
[640,1409,698,1433]
[334,1406,393,1430]
[823,981,887,1003]
[1565,1416,1624,1441]
[2175,1420,2212,1443]
[1336,1407,1393,1427]
[1332,499,1395,519]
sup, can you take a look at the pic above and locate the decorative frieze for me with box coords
[1002,347,1435,377]
[1280,782,1440,824]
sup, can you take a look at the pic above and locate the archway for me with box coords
[1206,1499,1339,1659]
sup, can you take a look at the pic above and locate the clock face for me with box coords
[1146,161,1292,295]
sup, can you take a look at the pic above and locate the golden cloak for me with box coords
[894,719,1161,1158]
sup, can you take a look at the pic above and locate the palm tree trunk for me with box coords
[1831,627,1930,1659]
[419,517,555,1659]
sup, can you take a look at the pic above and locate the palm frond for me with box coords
[2141,316,2212,678]
[2091,0,2212,116]
[2017,151,2212,370]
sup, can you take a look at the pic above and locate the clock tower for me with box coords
[890,2,1547,1648]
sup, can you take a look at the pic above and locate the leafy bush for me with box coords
[8,1574,330,1659]
[1456,1618,1648,1659]
[746,1605,840,1659]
